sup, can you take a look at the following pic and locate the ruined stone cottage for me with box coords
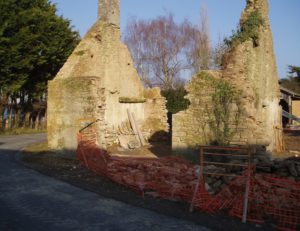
[173,0,283,153]
[47,0,168,150]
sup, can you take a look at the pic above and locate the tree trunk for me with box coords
[24,112,31,128]
[0,104,3,131]
[43,109,47,130]
[7,107,12,129]
[14,108,19,129]
[35,111,41,130]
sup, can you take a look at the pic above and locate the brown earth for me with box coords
[21,131,300,231]
[283,130,300,152]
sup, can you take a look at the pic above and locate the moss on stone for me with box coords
[119,97,146,103]
[74,50,86,56]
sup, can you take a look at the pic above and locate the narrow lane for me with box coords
[0,134,211,231]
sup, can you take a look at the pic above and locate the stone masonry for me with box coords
[98,0,120,25]
[48,0,168,150]
[173,0,283,154]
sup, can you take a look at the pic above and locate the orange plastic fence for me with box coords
[76,133,300,230]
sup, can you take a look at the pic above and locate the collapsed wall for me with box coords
[173,0,283,153]
[48,0,168,150]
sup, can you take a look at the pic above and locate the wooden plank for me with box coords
[127,109,140,145]
[203,161,247,167]
[131,112,146,146]
[125,121,132,134]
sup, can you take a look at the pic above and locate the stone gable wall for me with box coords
[48,77,105,149]
[48,12,168,150]
[172,0,283,154]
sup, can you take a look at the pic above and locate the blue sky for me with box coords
[51,0,300,79]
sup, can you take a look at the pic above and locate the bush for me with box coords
[161,87,190,114]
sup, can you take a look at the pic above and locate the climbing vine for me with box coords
[208,79,243,145]
[224,10,265,48]
[197,73,243,146]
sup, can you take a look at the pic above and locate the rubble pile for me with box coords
[256,155,300,180]
[77,133,300,230]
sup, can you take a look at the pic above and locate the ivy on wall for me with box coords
[162,87,190,114]
[197,72,243,145]
[224,10,265,48]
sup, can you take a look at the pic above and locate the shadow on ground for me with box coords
[21,146,274,231]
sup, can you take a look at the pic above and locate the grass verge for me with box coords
[0,128,46,136]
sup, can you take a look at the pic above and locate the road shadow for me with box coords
[20,147,270,231]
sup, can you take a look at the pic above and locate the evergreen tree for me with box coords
[0,0,79,130]
[280,65,300,94]
[0,0,79,100]
[288,65,300,79]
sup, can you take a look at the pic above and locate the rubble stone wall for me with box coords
[172,73,216,152]
[48,2,168,151]
[143,88,169,140]
[48,77,105,149]
[172,0,283,154]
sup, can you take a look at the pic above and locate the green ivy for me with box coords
[161,87,190,114]
[224,10,264,48]
[195,73,243,146]
[210,80,242,145]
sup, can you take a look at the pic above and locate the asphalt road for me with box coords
[0,134,211,231]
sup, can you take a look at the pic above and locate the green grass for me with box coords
[0,128,46,136]
[24,142,49,154]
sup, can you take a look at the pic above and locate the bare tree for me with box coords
[212,36,230,70]
[187,6,212,73]
[124,8,216,89]
[124,14,199,90]
[124,18,153,87]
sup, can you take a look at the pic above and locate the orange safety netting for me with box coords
[76,133,300,230]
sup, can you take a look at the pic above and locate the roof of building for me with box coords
[280,86,300,99]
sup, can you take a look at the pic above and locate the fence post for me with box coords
[189,146,204,212]
[242,147,252,223]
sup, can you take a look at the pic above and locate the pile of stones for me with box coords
[203,149,300,195]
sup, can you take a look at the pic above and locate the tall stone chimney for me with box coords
[98,0,120,27]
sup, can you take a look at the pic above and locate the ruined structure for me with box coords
[47,0,168,150]
[173,0,283,153]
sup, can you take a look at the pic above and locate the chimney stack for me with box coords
[98,0,120,28]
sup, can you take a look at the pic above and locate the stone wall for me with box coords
[143,88,169,140]
[172,0,283,154]
[172,73,217,152]
[292,100,300,124]
[48,77,105,149]
[221,0,283,151]
[48,1,168,151]
[98,0,120,26]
